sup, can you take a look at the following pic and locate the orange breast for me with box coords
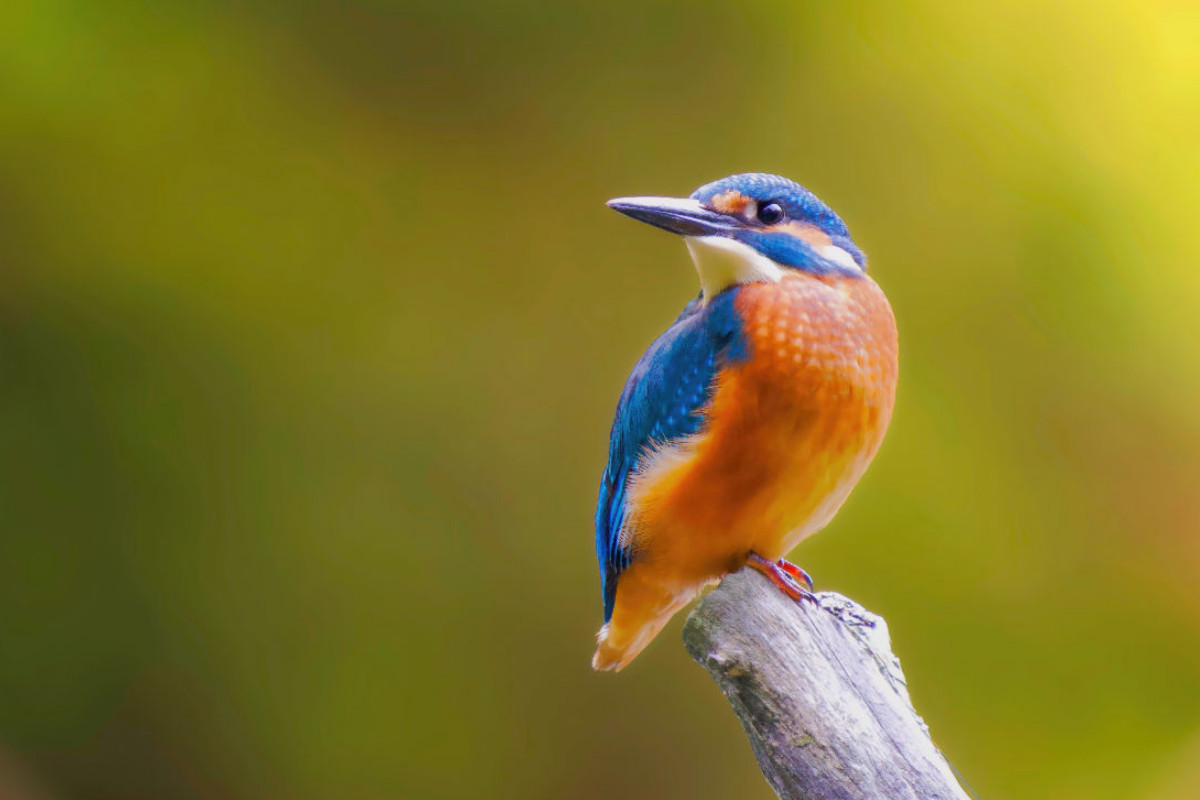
[627,271,898,586]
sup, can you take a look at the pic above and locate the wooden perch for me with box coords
[682,570,970,800]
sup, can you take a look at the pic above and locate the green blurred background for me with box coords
[1,1,1199,798]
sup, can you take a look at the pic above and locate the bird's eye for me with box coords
[756,201,785,225]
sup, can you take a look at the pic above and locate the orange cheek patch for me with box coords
[710,190,751,216]
[770,221,833,248]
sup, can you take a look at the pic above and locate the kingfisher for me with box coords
[592,173,899,671]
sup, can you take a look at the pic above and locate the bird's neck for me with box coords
[685,236,784,302]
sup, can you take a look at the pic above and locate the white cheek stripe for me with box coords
[816,244,863,273]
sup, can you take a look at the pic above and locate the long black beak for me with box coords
[606,196,738,237]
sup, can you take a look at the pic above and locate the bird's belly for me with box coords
[672,380,888,567]
[738,394,885,558]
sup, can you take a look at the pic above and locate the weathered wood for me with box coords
[682,570,969,800]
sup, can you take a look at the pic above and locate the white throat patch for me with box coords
[684,236,784,300]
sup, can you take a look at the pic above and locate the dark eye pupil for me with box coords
[758,202,784,225]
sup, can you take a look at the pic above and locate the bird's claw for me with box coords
[775,558,814,592]
[746,552,818,605]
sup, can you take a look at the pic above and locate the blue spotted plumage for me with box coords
[595,289,749,620]
[689,173,854,244]
[690,174,866,272]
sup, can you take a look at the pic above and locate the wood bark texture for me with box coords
[682,570,970,800]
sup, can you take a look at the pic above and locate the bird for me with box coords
[592,172,899,672]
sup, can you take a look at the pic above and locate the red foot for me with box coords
[746,552,817,604]
[776,559,814,591]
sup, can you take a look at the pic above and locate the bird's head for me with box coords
[608,173,865,299]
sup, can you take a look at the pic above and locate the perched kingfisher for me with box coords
[592,173,899,671]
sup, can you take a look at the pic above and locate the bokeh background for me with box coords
[1,1,1199,798]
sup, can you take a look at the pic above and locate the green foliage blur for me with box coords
[1,1,1199,798]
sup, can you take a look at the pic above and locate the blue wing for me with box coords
[595,289,749,621]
